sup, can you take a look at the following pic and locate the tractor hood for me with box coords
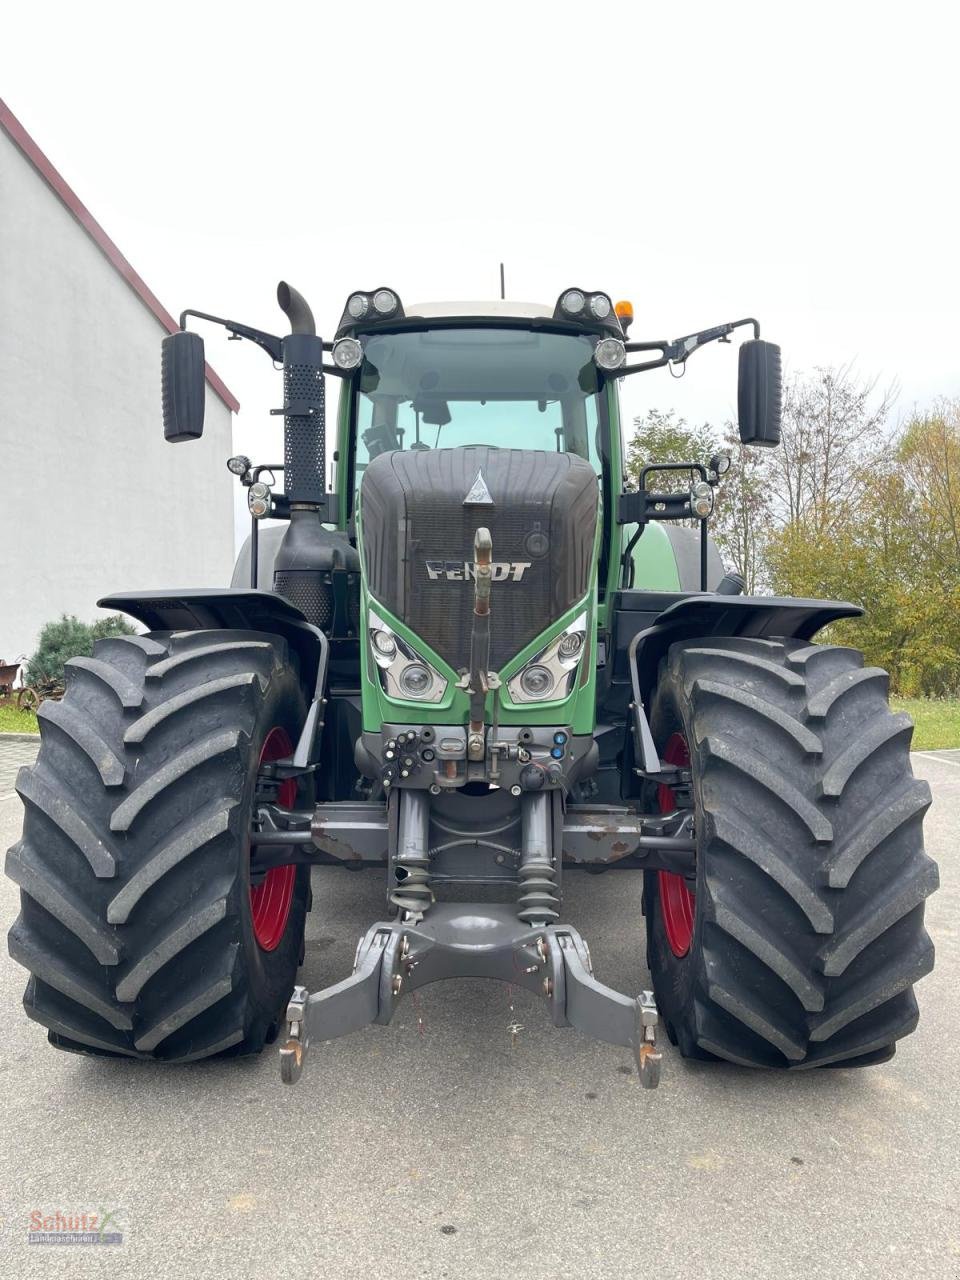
[359,447,599,673]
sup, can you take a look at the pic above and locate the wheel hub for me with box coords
[657,732,695,958]
[251,727,297,951]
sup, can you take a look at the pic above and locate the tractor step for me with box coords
[279,904,661,1088]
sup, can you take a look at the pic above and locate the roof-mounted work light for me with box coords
[553,288,623,333]
[337,287,405,335]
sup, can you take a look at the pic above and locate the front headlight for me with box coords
[368,609,447,703]
[507,612,588,704]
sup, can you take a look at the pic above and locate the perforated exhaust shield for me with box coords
[360,447,598,672]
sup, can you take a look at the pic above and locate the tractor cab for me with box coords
[331,294,621,591]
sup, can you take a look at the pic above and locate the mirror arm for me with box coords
[177,314,352,379]
[618,317,761,377]
[178,308,284,363]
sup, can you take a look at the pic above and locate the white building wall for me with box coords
[0,128,235,667]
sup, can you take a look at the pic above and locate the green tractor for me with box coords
[7,283,937,1085]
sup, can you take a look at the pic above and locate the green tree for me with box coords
[625,409,720,489]
[767,430,960,696]
[25,614,136,685]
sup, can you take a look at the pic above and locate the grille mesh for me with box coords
[273,571,333,629]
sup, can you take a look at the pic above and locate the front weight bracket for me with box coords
[280,905,661,1090]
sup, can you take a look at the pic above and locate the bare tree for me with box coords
[768,365,896,535]
[711,429,774,593]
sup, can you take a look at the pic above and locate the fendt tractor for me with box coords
[8,282,938,1087]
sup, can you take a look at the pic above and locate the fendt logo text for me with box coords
[425,561,531,583]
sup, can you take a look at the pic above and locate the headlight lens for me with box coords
[399,663,434,698]
[560,289,586,316]
[557,630,584,659]
[373,288,399,315]
[508,612,588,703]
[368,609,447,703]
[332,337,363,370]
[347,293,368,319]
[589,293,612,319]
[372,629,397,659]
[519,665,554,698]
[594,337,626,371]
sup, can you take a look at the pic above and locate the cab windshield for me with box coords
[353,327,602,482]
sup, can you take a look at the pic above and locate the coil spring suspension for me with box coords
[390,791,434,922]
[517,793,560,926]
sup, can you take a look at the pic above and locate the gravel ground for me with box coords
[0,737,956,1279]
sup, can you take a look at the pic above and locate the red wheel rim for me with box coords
[250,727,297,951]
[657,732,696,958]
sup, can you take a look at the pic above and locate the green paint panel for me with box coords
[360,588,598,733]
[360,586,470,731]
[629,522,683,590]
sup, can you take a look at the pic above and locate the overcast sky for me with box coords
[3,0,957,516]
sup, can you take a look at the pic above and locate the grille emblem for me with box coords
[426,560,530,582]
[463,470,494,506]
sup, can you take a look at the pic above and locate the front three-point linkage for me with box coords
[279,906,662,1089]
[277,519,663,1090]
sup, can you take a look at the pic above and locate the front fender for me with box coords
[98,588,323,692]
[625,592,862,773]
[632,593,862,700]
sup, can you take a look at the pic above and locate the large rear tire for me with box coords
[6,629,310,1061]
[644,636,937,1069]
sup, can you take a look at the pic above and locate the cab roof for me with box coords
[403,300,555,322]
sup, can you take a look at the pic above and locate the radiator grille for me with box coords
[360,448,598,671]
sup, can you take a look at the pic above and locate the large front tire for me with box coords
[644,636,937,1069]
[6,629,309,1061]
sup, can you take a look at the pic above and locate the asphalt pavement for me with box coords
[0,736,956,1279]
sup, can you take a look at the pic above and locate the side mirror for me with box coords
[162,330,206,441]
[737,339,782,446]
